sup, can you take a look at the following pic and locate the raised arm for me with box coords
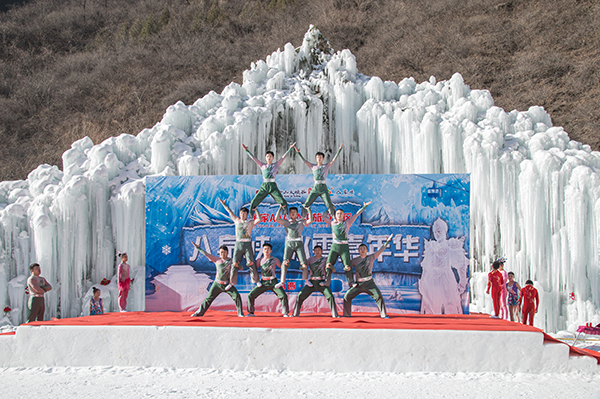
[304,206,313,226]
[242,144,264,167]
[252,209,262,226]
[328,143,344,166]
[346,201,371,227]
[322,211,332,226]
[192,242,220,263]
[273,142,297,169]
[218,199,237,221]
[294,146,314,169]
[373,234,393,259]
[274,205,287,226]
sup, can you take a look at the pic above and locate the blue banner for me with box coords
[145,173,470,315]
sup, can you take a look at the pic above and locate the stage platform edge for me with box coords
[0,312,597,373]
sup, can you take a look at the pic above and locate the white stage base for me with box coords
[0,325,597,373]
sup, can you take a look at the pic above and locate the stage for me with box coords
[1,311,598,373]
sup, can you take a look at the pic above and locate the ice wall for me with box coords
[0,25,598,331]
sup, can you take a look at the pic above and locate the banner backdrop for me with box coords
[145,174,470,314]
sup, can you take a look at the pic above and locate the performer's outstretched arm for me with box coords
[322,211,332,226]
[304,206,313,226]
[294,145,314,169]
[273,142,296,170]
[218,198,237,221]
[346,201,371,227]
[192,242,220,263]
[373,234,393,259]
[274,205,287,226]
[328,143,344,167]
[242,144,265,167]
[252,209,261,226]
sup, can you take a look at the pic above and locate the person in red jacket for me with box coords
[519,280,539,326]
[486,260,504,317]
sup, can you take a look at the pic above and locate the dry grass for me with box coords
[0,0,599,181]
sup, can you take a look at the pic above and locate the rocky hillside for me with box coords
[0,0,598,180]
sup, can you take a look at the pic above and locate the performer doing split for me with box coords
[243,142,295,216]
[323,202,371,287]
[274,205,313,284]
[292,245,340,318]
[294,143,343,217]
[343,235,393,318]
[219,199,260,284]
[191,244,244,317]
[246,243,290,317]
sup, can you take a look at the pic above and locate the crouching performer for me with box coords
[191,244,244,317]
[292,245,340,318]
[274,205,312,284]
[247,243,290,317]
[324,202,371,287]
[343,234,393,318]
[219,199,260,284]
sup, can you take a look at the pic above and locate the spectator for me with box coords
[89,287,104,315]
[26,263,52,322]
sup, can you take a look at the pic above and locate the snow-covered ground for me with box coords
[2,367,599,399]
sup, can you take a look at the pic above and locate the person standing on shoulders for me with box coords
[294,143,343,217]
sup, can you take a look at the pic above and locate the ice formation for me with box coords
[0,26,598,332]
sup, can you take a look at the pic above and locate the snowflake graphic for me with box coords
[162,245,171,256]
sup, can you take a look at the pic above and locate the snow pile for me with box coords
[0,25,598,331]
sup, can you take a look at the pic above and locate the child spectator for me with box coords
[506,272,521,322]
[519,280,539,326]
[117,252,131,312]
[89,287,104,315]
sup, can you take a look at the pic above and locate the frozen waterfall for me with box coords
[0,25,598,332]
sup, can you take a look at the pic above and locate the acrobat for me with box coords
[191,244,244,317]
[343,235,393,318]
[294,143,343,217]
[246,243,290,317]
[274,205,312,284]
[323,202,371,287]
[243,142,295,215]
[219,199,260,284]
[292,245,340,318]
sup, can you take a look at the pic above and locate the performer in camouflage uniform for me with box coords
[219,198,260,284]
[274,205,312,284]
[294,143,343,217]
[243,142,295,215]
[247,243,289,316]
[343,235,393,318]
[292,245,340,318]
[191,244,244,317]
[323,202,371,287]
